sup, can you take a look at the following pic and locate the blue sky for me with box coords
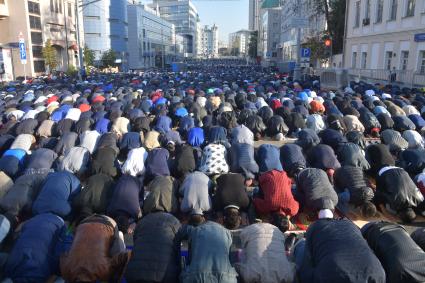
[139,0,248,44]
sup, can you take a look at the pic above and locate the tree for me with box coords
[248,31,258,59]
[302,34,328,64]
[42,39,58,73]
[83,45,95,67]
[101,49,116,67]
[311,0,346,54]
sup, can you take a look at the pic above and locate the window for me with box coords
[365,0,371,19]
[389,0,397,20]
[28,1,40,14]
[400,51,409,70]
[32,46,43,58]
[354,1,360,27]
[50,0,54,12]
[68,2,72,17]
[419,51,425,74]
[405,0,415,17]
[384,51,393,70]
[352,52,357,68]
[34,60,45,73]
[361,52,367,68]
[31,32,43,44]
[29,16,41,29]
[55,0,59,13]
[376,0,383,23]
[59,0,62,14]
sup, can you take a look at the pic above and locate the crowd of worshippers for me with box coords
[0,66,423,282]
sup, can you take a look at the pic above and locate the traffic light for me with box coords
[324,38,332,58]
[74,50,78,59]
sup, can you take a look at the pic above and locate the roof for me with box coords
[261,0,280,9]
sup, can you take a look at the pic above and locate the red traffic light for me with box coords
[324,39,332,47]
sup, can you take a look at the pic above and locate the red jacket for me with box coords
[254,170,299,217]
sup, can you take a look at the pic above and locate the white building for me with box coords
[280,0,326,64]
[199,24,218,58]
[229,29,251,57]
[0,0,83,78]
[248,0,262,31]
[259,6,281,66]
[344,0,425,85]
[128,4,174,69]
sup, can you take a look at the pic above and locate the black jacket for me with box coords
[125,212,181,283]
[299,219,386,283]
[362,222,425,283]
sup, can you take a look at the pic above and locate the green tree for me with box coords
[83,45,95,67]
[42,39,58,73]
[312,0,346,54]
[302,34,328,64]
[101,49,116,67]
[248,31,258,59]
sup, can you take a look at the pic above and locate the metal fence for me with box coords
[316,68,425,88]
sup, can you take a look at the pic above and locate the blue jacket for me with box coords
[107,175,142,219]
[256,144,283,173]
[32,171,81,217]
[95,118,110,134]
[5,213,65,282]
[177,221,238,283]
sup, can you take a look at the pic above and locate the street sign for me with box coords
[18,35,27,65]
[291,18,309,28]
[301,48,311,58]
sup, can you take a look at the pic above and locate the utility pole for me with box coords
[75,0,84,69]
[293,2,301,81]
[63,0,70,68]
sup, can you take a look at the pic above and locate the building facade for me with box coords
[248,0,262,31]
[259,7,281,65]
[0,0,82,78]
[229,29,251,57]
[279,0,327,64]
[199,24,218,58]
[82,0,128,69]
[151,0,200,57]
[344,0,425,85]
[128,4,175,70]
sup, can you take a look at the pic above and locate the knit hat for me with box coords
[310,100,325,113]
[92,95,105,103]
[318,209,334,219]
[79,103,91,113]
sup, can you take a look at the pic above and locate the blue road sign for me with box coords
[19,40,27,63]
[301,48,311,58]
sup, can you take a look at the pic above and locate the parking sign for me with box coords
[301,48,311,59]
[19,36,27,65]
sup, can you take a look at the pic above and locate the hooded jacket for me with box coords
[299,219,386,283]
[362,222,425,283]
[60,215,128,283]
[365,144,396,176]
[337,142,370,170]
[179,171,212,215]
[54,132,78,156]
[375,167,424,212]
[121,147,148,177]
[79,130,100,154]
[199,143,229,175]
[72,173,114,220]
[58,146,91,175]
[176,221,238,283]
[143,176,179,215]
[5,213,65,283]
[91,146,118,177]
[125,212,181,283]
[296,168,338,212]
[256,144,283,173]
[214,173,249,211]
[236,223,295,283]
[107,175,142,220]
[230,143,259,179]
[254,170,299,217]
[307,144,341,171]
[32,171,81,217]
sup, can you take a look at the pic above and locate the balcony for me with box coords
[0,1,9,19]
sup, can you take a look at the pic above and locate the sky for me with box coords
[139,0,249,45]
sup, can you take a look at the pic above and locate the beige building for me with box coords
[229,29,251,57]
[0,0,83,78]
[344,0,425,85]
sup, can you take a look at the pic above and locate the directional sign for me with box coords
[301,48,311,58]
[18,36,27,65]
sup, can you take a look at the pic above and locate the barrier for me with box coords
[319,68,349,90]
